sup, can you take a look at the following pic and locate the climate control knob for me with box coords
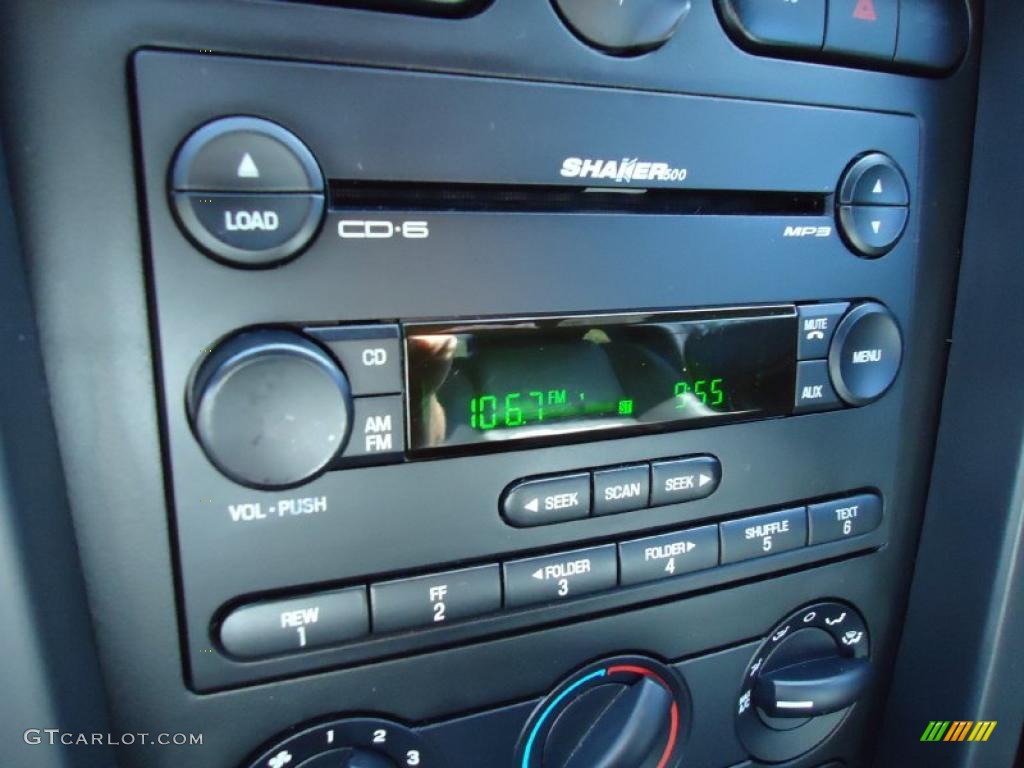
[188,329,351,488]
[517,656,687,768]
[737,601,871,763]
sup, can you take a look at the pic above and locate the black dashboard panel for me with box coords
[1,0,1005,766]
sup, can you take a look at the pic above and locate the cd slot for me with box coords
[330,180,826,216]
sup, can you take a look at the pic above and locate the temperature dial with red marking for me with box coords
[516,656,688,768]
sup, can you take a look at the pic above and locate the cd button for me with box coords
[502,474,591,527]
[794,360,842,413]
[808,494,883,544]
[720,507,807,564]
[370,564,501,634]
[306,326,403,396]
[503,545,617,608]
[175,192,324,267]
[619,525,719,585]
[593,464,650,516]
[219,587,368,659]
[649,456,721,507]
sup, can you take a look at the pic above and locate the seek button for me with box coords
[502,474,591,527]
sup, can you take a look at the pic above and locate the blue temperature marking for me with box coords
[521,669,607,768]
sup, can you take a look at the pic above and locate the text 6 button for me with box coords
[720,507,807,564]
[808,493,882,544]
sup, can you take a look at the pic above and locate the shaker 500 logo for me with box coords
[560,157,688,183]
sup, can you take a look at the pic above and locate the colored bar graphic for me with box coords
[973,721,997,742]
[921,721,950,741]
[921,720,996,742]
[945,721,971,741]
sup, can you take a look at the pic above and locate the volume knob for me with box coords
[189,329,351,488]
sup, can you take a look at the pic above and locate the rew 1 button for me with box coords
[218,587,368,659]
[720,507,807,563]
[504,545,617,608]
[370,564,502,634]
[175,192,324,267]
[502,474,591,527]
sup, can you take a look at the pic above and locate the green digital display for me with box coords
[405,308,795,453]
[467,378,728,432]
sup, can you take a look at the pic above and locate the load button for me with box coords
[175,192,324,267]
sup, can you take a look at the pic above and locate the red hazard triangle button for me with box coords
[853,0,878,22]
[825,0,897,60]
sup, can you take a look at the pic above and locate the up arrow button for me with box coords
[173,116,324,193]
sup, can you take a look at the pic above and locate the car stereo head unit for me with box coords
[132,50,916,691]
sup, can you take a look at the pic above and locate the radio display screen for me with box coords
[405,307,797,454]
